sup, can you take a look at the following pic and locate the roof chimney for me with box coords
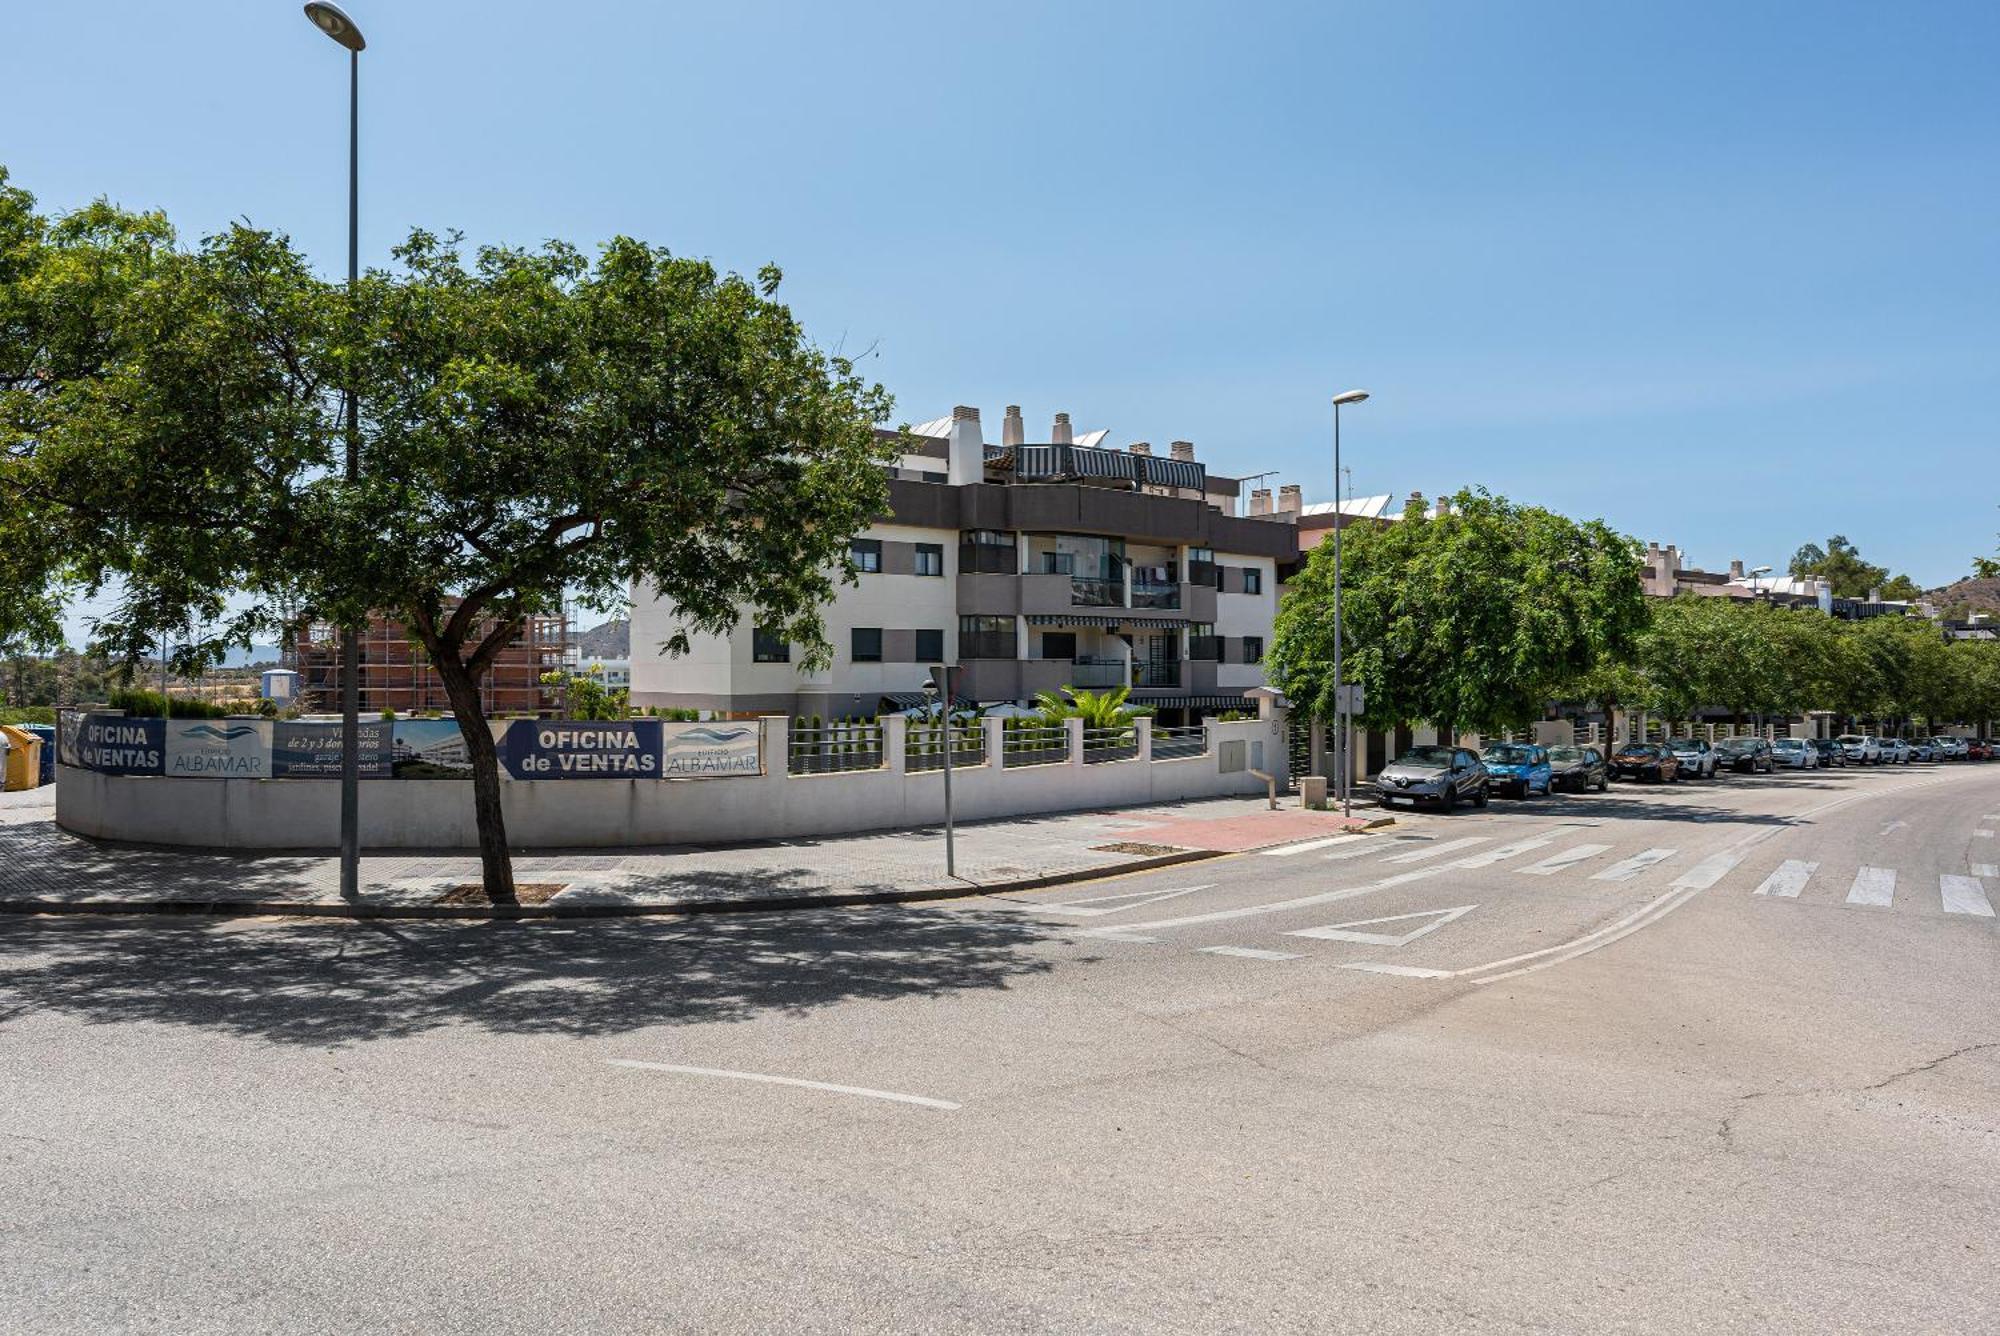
[947,405,983,487]
[1278,484,1303,515]
[1050,412,1073,445]
[1170,440,1194,462]
[1728,559,1745,580]
[1867,586,1882,603]
[1433,495,1450,519]
[1250,488,1273,516]
[1128,441,1152,455]
[1002,405,1024,449]
[1406,491,1425,516]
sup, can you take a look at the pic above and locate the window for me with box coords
[1187,624,1220,662]
[1243,636,1264,663]
[914,628,944,663]
[752,625,789,663]
[850,538,882,573]
[851,627,883,662]
[914,543,944,577]
[1041,631,1077,660]
[960,616,1016,660]
[1242,568,1263,596]
[958,529,1017,574]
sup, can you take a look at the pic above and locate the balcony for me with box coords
[1067,657,1127,689]
[1133,659,1183,689]
[1130,577,1181,611]
[1070,576,1124,608]
[960,632,1019,660]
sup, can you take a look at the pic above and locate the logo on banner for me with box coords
[660,723,761,777]
[166,718,272,777]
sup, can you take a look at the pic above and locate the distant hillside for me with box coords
[576,618,629,658]
[1927,577,2000,618]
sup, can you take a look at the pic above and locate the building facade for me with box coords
[629,406,1296,722]
[289,611,567,716]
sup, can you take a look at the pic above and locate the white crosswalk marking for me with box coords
[1973,864,2000,879]
[1450,833,1562,868]
[1939,875,1995,918]
[1977,830,1995,839]
[1845,866,1896,907]
[1518,843,1611,876]
[1263,837,1355,857]
[1322,839,1392,861]
[1590,848,1677,882]
[1339,962,1454,979]
[1671,851,1744,890]
[1380,836,1489,865]
[1752,860,1817,898]
[1198,945,1304,960]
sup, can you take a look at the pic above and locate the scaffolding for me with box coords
[288,611,568,717]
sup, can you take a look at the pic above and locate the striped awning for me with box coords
[878,691,976,711]
[1026,614,1188,629]
[1132,693,1255,710]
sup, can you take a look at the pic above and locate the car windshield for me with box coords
[1718,739,1756,751]
[1483,744,1534,763]
[1667,738,1701,750]
[1774,740,1804,749]
[1548,746,1582,762]
[1616,744,1656,757]
[1394,746,1454,769]
[1837,735,1865,744]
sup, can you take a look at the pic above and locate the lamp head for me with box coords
[1332,389,1371,406]
[921,677,938,696]
[303,2,366,51]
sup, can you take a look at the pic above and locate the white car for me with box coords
[1877,737,1911,765]
[1933,736,1969,760]
[1770,738,1819,769]
[1836,733,1880,765]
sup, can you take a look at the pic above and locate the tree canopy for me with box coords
[1788,534,1918,600]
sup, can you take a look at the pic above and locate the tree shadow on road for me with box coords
[0,905,1067,1048]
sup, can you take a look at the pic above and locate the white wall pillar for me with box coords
[883,714,909,775]
[1066,716,1085,766]
[1137,715,1154,763]
[983,715,1005,770]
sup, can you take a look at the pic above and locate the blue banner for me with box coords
[498,720,662,779]
[271,720,393,778]
[73,714,165,775]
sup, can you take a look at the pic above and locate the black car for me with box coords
[1547,744,1609,793]
[1714,736,1774,773]
[1610,742,1680,783]
[1808,737,1846,768]
[1373,745,1490,813]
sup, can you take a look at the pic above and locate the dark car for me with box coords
[1610,742,1680,783]
[1715,736,1775,773]
[1547,744,1609,793]
[1373,745,1490,813]
[1808,737,1846,768]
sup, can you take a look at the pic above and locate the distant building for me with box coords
[288,609,567,716]
[259,667,299,703]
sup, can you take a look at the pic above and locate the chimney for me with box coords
[1433,495,1450,519]
[1665,544,1680,574]
[1002,404,1024,449]
[1278,484,1303,516]
[1406,491,1425,516]
[1250,488,1273,516]
[1867,586,1882,603]
[1729,559,1745,580]
[1169,440,1194,462]
[947,405,983,487]
[1128,441,1152,455]
[1050,412,1073,445]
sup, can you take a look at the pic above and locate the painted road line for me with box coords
[1589,848,1677,882]
[1323,839,1394,861]
[1752,860,1818,898]
[1198,945,1304,961]
[1670,851,1745,891]
[1381,836,1489,865]
[1093,867,1447,936]
[1035,884,1213,917]
[604,1060,959,1110]
[1518,843,1611,876]
[1879,820,1909,836]
[1939,875,1995,918]
[1339,962,1454,979]
[1450,833,1562,868]
[1845,866,1896,907]
[1977,830,1996,839]
[1972,864,1999,878]
[1286,904,1477,946]
[1263,837,1359,857]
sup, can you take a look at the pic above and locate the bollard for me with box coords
[1301,775,1329,811]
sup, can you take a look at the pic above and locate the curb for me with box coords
[0,848,1229,922]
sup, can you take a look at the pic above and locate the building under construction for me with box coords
[288,612,568,716]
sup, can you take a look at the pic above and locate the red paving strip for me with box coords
[1119,809,1382,853]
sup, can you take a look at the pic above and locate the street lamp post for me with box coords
[303,2,367,900]
[1330,389,1369,818]
[923,667,957,878]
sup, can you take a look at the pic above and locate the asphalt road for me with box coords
[4,762,1998,1333]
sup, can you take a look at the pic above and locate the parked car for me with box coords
[1480,742,1553,798]
[1877,737,1911,765]
[1932,736,1968,760]
[1836,733,1881,765]
[1665,737,1718,779]
[1609,742,1680,783]
[1547,744,1609,793]
[1714,736,1775,774]
[1808,737,1847,768]
[1907,738,1937,763]
[1770,737,1818,769]
[1967,739,1993,762]
[1374,745,1490,812]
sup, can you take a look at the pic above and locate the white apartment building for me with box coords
[629,405,1296,723]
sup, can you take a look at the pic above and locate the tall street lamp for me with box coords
[303,2,366,900]
[923,667,958,877]
[1331,389,1369,818]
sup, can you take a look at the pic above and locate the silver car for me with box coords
[1837,733,1881,765]
[1666,737,1718,779]
[1771,737,1818,769]
[1877,736,1911,765]
[1932,736,1969,760]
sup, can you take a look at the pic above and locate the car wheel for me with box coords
[1441,784,1458,814]
[1597,775,1609,793]
[1474,786,1489,809]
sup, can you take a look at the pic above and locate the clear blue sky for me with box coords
[8,0,1997,642]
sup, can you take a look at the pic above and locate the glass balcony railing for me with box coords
[1070,577,1124,607]
[1130,579,1181,610]
[1067,658,1126,688]
[1133,659,1182,689]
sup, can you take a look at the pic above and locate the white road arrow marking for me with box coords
[1199,945,1304,960]
[1878,820,1909,836]
[1339,962,1454,979]
[1092,867,1446,935]
[604,1060,958,1110]
[1286,903,1478,946]
[1590,848,1677,882]
[1752,860,1817,898]
[1939,875,1995,918]
[1972,864,1999,878]
[1036,884,1213,916]
[1518,843,1611,876]
[1846,866,1896,907]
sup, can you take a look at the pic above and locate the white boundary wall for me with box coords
[55,715,1283,850]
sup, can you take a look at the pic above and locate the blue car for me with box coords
[1480,742,1553,798]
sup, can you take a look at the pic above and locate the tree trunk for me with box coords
[433,652,516,904]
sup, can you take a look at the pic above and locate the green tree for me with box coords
[1270,489,1648,737]
[1788,534,1918,600]
[6,182,894,900]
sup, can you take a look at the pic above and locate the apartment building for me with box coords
[289,611,567,715]
[628,406,1295,723]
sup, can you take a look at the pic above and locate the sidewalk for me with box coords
[0,787,1385,917]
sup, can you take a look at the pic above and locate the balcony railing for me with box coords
[1133,659,1182,689]
[960,632,1019,660]
[1067,658,1126,688]
[1070,576,1124,608]
[1130,579,1181,610]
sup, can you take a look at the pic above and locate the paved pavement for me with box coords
[3,761,1997,1332]
[0,787,1371,911]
